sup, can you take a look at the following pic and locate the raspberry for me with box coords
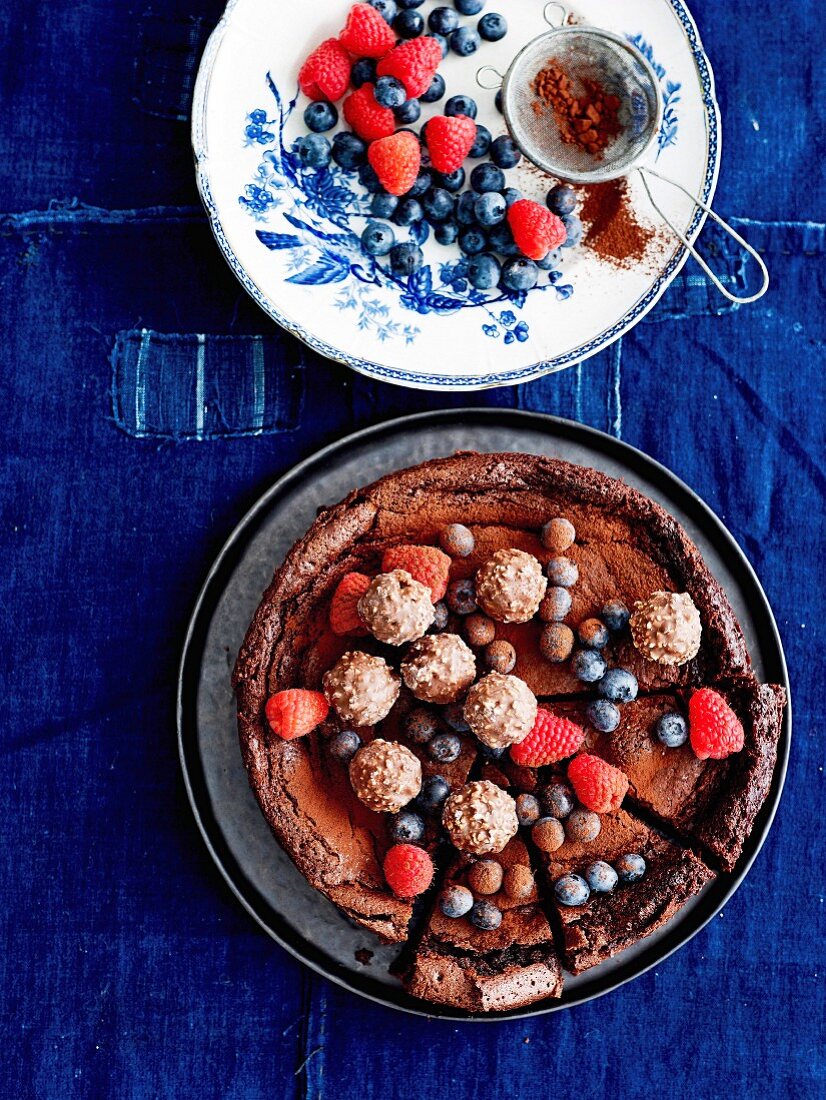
[424,114,478,174]
[567,753,629,813]
[507,199,567,261]
[298,38,351,103]
[329,572,371,635]
[265,689,329,741]
[368,131,422,196]
[510,709,585,767]
[342,84,396,142]
[383,844,434,897]
[339,3,396,59]
[376,37,443,99]
[381,544,451,603]
[689,688,745,760]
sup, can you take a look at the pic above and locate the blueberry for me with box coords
[394,98,422,124]
[546,556,578,586]
[393,198,424,226]
[297,134,331,168]
[443,701,471,732]
[427,32,449,58]
[578,618,610,649]
[572,648,607,683]
[470,162,506,193]
[478,11,507,40]
[420,72,447,103]
[516,793,541,826]
[656,712,688,748]
[586,698,621,734]
[547,183,577,216]
[371,191,399,219]
[466,125,491,161]
[467,252,501,290]
[445,94,478,120]
[430,600,450,630]
[407,168,433,197]
[502,186,522,207]
[439,885,474,918]
[541,586,572,621]
[429,5,459,35]
[332,132,367,169]
[303,100,338,133]
[450,26,481,55]
[422,187,454,224]
[485,222,519,255]
[394,8,424,36]
[470,899,503,930]
[329,729,361,764]
[585,861,619,893]
[435,219,460,245]
[490,134,521,168]
[479,742,506,761]
[428,731,462,763]
[599,668,639,704]
[397,0,424,6]
[358,162,383,192]
[375,75,407,108]
[540,782,575,819]
[390,811,426,843]
[501,257,538,291]
[561,213,583,248]
[406,706,439,744]
[601,600,630,632]
[537,248,562,270]
[418,774,451,813]
[367,0,397,22]
[459,227,487,255]
[474,191,506,227]
[554,873,590,907]
[361,219,395,256]
[455,0,484,13]
[565,809,601,842]
[456,191,478,225]
[436,167,466,192]
[390,241,424,274]
[615,853,646,883]
[495,88,503,114]
[351,58,378,88]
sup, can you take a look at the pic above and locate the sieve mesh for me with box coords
[501,28,662,184]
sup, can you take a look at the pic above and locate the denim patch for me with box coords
[133,12,208,121]
[111,329,304,439]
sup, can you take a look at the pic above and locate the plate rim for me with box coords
[177,408,791,1021]
[190,0,722,391]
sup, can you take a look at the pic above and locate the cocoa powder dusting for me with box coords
[580,179,654,268]
[532,63,622,158]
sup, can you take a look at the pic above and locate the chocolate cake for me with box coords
[232,452,784,1011]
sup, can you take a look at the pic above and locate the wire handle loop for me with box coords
[475,65,505,90]
[638,166,769,305]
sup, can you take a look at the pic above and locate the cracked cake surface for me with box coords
[232,451,784,1005]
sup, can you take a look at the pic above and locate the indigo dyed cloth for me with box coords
[0,1,823,1097]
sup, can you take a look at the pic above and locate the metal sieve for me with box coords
[477,2,769,304]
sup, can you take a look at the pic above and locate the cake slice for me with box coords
[403,838,563,1012]
[550,680,784,871]
[534,807,715,974]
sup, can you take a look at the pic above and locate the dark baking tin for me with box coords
[177,409,791,1021]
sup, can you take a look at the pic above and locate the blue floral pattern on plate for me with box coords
[627,34,682,156]
[237,76,575,345]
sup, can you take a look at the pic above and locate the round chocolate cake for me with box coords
[233,452,784,1013]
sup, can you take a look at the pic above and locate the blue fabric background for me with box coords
[1,1,824,1097]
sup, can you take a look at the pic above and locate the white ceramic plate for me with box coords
[192,0,720,389]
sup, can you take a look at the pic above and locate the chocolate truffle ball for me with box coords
[467,859,504,895]
[323,651,400,726]
[630,590,702,666]
[463,672,538,749]
[357,569,434,645]
[475,548,548,624]
[401,632,476,705]
[442,780,519,855]
[349,739,422,813]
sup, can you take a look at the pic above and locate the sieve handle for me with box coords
[543,2,568,27]
[638,166,770,305]
[476,65,505,90]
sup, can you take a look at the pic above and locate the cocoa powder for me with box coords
[532,63,622,157]
[580,179,654,268]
